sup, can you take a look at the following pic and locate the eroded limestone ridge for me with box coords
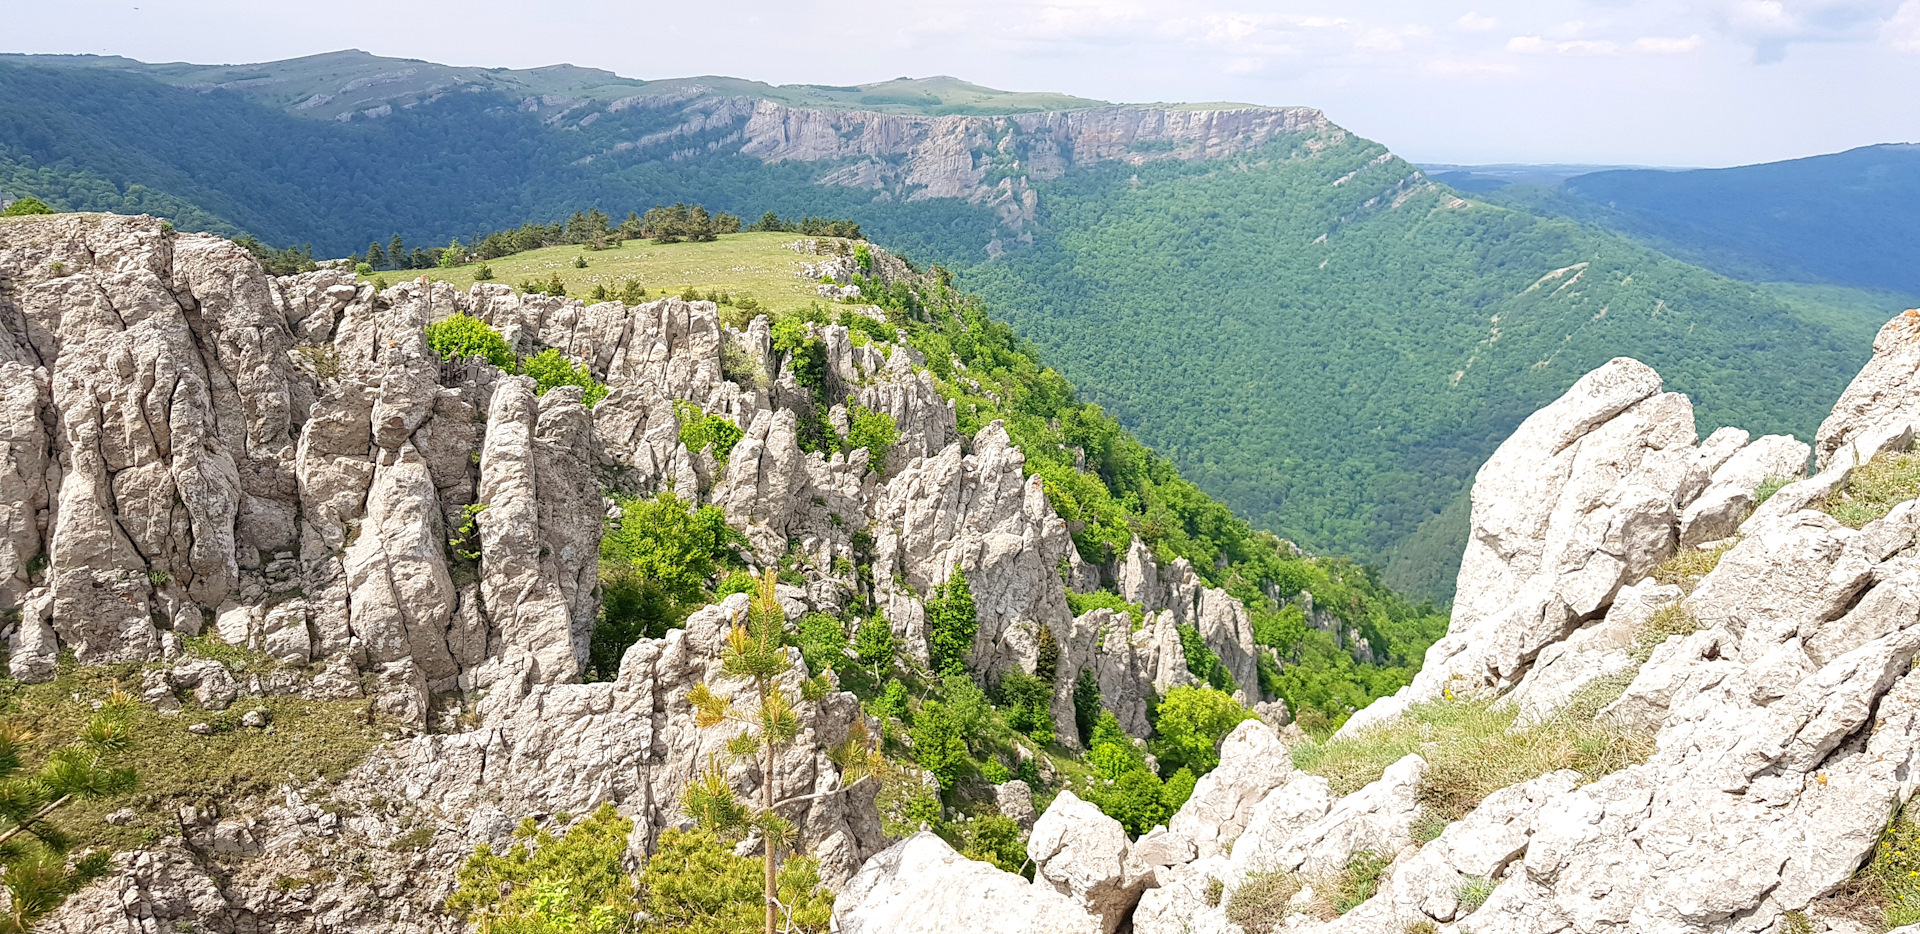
[838,317,1920,933]
[0,213,1277,930]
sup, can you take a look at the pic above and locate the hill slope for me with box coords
[0,51,1884,598]
[1473,144,1920,297]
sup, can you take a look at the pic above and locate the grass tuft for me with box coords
[1291,695,1652,824]
[1824,450,1920,529]
[1331,851,1392,914]
[1225,870,1302,934]
[1851,803,1920,928]
[1629,604,1701,664]
[1651,541,1735,590]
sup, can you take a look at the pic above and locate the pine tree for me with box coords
[366,241,385,268]
[388,235,404,268]
[0,691,140,930]
[686,571,880,934]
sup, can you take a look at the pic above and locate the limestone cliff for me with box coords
[0,212,1281,930]
[835,316,1920,933]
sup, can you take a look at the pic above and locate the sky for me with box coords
[7,0,1917,166]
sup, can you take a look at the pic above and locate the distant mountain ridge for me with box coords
[1445,144,1920,299]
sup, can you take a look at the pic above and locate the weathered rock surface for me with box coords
[835,832,1102,934]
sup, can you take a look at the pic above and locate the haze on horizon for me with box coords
[8,0,1915,168]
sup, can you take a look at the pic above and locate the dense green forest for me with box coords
[962,140,1872,597]
[0,56,1885,599]
[1547,145,1920,296]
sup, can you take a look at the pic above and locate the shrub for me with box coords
[926,567,979,677]
[911,702,967,791]
[438,238,465,268]
[854,615,898,683]
[446,805,638,934]
[1225,870,1303,934]
[674,402,745,465]
[997,671,1054,746]
[0,197,54,216]
[847,406,899,472]
[957,813,1026,873]
[792,612,849,678]
[354,262,373,275]
[424,313,514,368]
[634,826,832,933]
[475,263,495,281]
[1177,624,1237,694]
[715,569,757,599]
[1065,590,1146,630]
[592,493,746,677]
[939,673,992,744]
[772,316,827,391]
[519,348,608,406]
[1150,685,1255,777]
[1072,668,1102,745]
[719,340,768,392]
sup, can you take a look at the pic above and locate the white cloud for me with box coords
[1557,39,1620,54]
[1457,11,1498,31]
[1885,0,1920,49]
[1702,0,1905,61]
[1508,34,1617,54]
[1634,34,1705,53]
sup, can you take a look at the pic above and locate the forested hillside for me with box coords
[0,52,1883,599]
[1553,144,1920,296]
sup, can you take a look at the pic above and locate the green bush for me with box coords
[446,805,638,934]
[1178,623,1237,694]
[911,701,967,791]
[956,813,1026,873]
[1072,668,1102,745]
[926,567,979,676]
[792,612,849,678]
[519,348,607,406]
[674,401,745,465]
[592,493,745,678]
[0,197,54,216]
[996,671,1054,746]
[772,316,827,391]
[634,826,832,933]
[424,313,514,368]
[1150,686,1255,777]
[1065,590,1146,630]
[847,406,899,472]
[854,615,899,683]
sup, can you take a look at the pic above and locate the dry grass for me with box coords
[1225,870,1303,933]
[1651,541,1735,590]
[1629,604,1701,663]
[1291,695,1653,823]
[1824,450,1920,529]
[0,654,390,855]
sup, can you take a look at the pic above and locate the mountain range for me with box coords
[0,49,1907,599]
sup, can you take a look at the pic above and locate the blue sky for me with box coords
[10,0,1916,166]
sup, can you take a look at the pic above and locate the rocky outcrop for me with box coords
[6,214,1289,930]
[836,832,1102,934]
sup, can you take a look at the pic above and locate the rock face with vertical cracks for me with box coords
[10,214,1285,932]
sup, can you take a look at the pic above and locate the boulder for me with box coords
[835,831,1102,934]
[1168,720,1295,859]
[1028,790,1147,934]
